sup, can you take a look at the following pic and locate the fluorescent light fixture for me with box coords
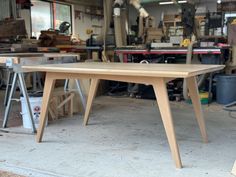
[178,0,187,3]
[159,1,174,5]
[159,0,187,5]
[217,0,221,4]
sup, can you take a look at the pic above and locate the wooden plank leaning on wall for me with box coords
[232,161,236,176]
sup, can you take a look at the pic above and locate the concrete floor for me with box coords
[0,93,236,177]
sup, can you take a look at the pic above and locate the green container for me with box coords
[186,92,209,105]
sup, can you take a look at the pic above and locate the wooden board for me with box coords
[232,161,236,176]
[0,53,44,57]
[22,63,225,78]
[0,53,79,64]
[0,53,79,58]
[0,53,44,64]
[43,53,79,58]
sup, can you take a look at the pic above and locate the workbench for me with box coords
[22,62,224,168]
[56,45,104,60]
[115,47,228,63]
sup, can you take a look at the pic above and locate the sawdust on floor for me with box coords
[0,170,25,177]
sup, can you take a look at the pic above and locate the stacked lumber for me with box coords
[145,27,163,43]
[39,30,71,47]
[48,90,75,121]
[55,35,71,45]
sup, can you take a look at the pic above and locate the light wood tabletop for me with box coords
[22,62,225,168]
[22,62,224,78]
[0,53,78,58]
[0,53,44,57]
[0,53,45,64]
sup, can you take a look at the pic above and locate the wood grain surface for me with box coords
[22,63,225,78]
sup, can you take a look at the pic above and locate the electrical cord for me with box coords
[228,111,236,119]
[223,101,236,119]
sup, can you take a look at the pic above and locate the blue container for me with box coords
[216,75,236,104]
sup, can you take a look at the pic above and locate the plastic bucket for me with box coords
[20,96,47,129]
[216,75,236,104]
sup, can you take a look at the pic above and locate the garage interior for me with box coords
[0,0,236,177]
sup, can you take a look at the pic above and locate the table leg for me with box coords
[186,76,208,143]
[36,72,43,90]
[152,78,182,168]
[63,79,86,112]
[83,78,99,126]
[208,73,213,105]
[33,72,37,91]
[75,79,86,111]
[36,73,55,142]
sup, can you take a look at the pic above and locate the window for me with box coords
[224,13,236,35]
[31,1,52,38]
[31,0,72,38]
[55,3,71,30]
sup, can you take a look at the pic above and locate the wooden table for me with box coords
[22,63,224,168]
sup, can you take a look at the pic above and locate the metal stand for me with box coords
[2,66,36,133]
[2,55,84,132]
[4,70,13,106]
[32,72,43,91]
[4,71,43,106]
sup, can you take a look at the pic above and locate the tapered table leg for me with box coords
[152,78,182,168]
[186,76,208,143]
[36,73,55,142]
[83,79,99,126]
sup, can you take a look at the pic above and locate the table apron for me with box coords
[46,72,176,85]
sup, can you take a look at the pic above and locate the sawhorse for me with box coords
[2,65,36,133]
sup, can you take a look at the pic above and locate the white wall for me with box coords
[73,5,102,41]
